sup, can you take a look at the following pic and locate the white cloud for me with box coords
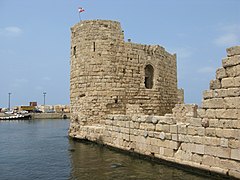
[214,24,240,47]
[197,67,215,74]
[0,26,23,37]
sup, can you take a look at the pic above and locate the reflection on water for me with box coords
[68,140,209,180]
[0,120,213,180]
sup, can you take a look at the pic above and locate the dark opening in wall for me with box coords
[144,64,154,89]
[73,46,76,57]
[93,42,96,52]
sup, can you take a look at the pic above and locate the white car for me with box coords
[19,110,28,114]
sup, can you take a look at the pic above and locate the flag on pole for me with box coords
[78,7,85,13]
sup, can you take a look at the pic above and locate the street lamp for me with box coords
[8,93,11,111]
[43,92,46,106]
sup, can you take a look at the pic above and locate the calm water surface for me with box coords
[0,119,214,180]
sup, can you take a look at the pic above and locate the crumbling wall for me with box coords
[69,46,240,179]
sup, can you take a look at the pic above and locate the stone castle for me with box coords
[69,20,240,179]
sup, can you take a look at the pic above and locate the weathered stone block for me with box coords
[216,67,227,79]
[155,124,163,132]
[192,153,203,163]
[234,76,240,87]
[178,124,187,134]
[202,155,220,167]
[203,90,213,100]
[229,139,240,149]
[170,125,177,133]
[204,145,230,158]
[178,134,188,142]
[231,149,240,161]
[220,138,228,147]
[205,128,216,137]
[205,109,216,118]
[215,109,238,119]
[202,98,226,109]
[228,170,240,180]
[186,117,202,127]
[163,148,174,157]
[210,79,221,90]
[195,144,205,155]
[192,136,204,144]
[204,137,220,146]
[226,46,240,57]
[204,88,240,99]
[187,126,198,136]
[156,115,176,124]
[225,97,240,108]
[173,104,198,120]
[208,119,218,128]
[197,108,206,118]
[172,134,178,141]
[222,55,240,68]
[219,158,240,171]
[216,128,236,138]
[175,150,192,161]
[161,124,170,133]
[221,77,234,88]
[225,64,240,77]
[150,145,159,154]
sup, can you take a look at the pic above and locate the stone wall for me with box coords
[177,88,184,104]
[69,20,178,128]
[69,46,240,179]
[31,113,70,119]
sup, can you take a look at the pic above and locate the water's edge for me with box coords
[70,137,232,180]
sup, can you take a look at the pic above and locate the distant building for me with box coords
[19,106,35,112]
[30,102,37,107]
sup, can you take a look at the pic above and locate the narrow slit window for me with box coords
[144,64,154,89]
[73,46,76,57]
[93,42,96,52]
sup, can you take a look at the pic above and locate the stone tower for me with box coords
[69,20,178,128]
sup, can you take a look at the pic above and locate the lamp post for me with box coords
[8,93,11,111]
[43,92,46,106]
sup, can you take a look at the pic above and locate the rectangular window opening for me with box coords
[93,42,96,52]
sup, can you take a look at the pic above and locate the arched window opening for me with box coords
[144,64,154,89]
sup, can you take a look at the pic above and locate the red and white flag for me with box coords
[78,7,85,13]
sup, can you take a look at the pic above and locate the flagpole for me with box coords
[78,7,85,22]
[79,12,81,22]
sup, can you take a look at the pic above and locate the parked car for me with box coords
[19,110,28,114]
[46,110,55,113]
[33,109,42,113]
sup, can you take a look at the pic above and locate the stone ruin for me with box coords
[69,20,240,179]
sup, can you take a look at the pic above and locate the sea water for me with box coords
[0,119,213,180]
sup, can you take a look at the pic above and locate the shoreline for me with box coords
[0,112,71,120]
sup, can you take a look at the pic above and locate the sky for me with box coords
[0,0,239,108]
